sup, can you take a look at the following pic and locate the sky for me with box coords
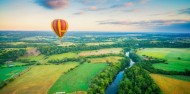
[0,0,190,32]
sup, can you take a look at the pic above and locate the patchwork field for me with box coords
[0,66,27,81]
[150,74,190,94]
[47,52,78,60]
[88,56,123,63]
[79,48,122,56]
[0,62,79,94]
[137,48,190,71]
[48,63,107,94]
[19,55,45,61]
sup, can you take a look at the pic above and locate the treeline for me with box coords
[129,52,141,62]
[88,57,130,94]
[0,49,26,64]
[37,40,190,56]
[137,61,190,76]
[48,57,87,64]
[37,45,123,55]
[0,43,49,48]
[118,65,161,94]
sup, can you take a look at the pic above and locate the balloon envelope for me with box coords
[51,19,68,38]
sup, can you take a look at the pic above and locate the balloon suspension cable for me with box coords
[59,37,62,45]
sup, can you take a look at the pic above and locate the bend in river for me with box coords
[105,52,135,94]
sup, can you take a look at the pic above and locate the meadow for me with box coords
[48,63,107,94]
[47,52,78,60]
[0,66,27,81]
[137,48,190,71]
[150,74,190,94]
[79,48,122,56]
[0,62,79,94]
[88,56,122,63]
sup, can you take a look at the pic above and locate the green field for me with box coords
[0,66,27,81]
[48,63,107,94]
[137,48,190,71]
[19,55,45,61]
[47,52,78,60]
[88,56,122,63]
[0,62,79,94]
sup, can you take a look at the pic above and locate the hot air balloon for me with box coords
[51,19,68,44]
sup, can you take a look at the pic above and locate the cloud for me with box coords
[76,0,107,5]
[179,8,190,15]
[83,6,107,11]
[124,2,134,7]
[98,19,190,32]
[73,11,85,15]
[124,9,140,12]
[35,0,69,9]
[139,0,149,4]
[156,21,190,32]
[98,19,189,27]
[108,2,134,9]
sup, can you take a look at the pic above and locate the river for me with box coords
[105,52,135,94]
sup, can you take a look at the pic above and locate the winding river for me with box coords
[105,52,135,94]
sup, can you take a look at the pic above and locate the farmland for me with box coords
[0,31,190,94]
[79,48,123,56]
[0,62,79,94]
[0,66,27,81]
[150,74,190,94]
[47,52,78,59]
[88,56,123,63]
[48,63,107,94]
[86,42,114,46]
[137,48,190,71]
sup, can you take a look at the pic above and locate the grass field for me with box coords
[0,66,27,81]
[19,55,45,61]
[0,62,79,94]
[88,56,122,63]
[137,48,190,71]
[48,63,107,94]
[86,42,114,46]
[79,48,122,56]
[47,52,78,60]
[5,42,26,45]
[150,74,190,94]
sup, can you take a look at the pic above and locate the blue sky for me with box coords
[0,0,190,32]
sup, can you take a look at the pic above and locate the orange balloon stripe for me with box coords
[58,19,61,37]
[60,20,64,31]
